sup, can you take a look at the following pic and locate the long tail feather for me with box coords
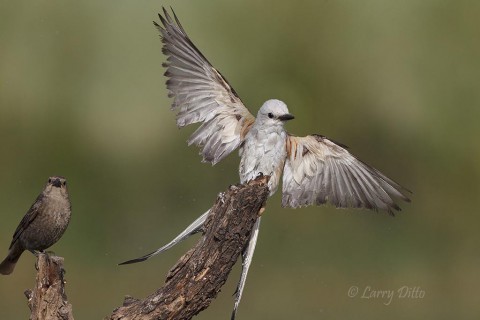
[119,209,210,265]
[231,217,262,320]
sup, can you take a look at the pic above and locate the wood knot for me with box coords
[24,289,33,301]
[123,295,140,306]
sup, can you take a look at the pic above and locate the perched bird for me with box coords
[122,8,411,319]
[0,176,71,275]
[156,9,410,212]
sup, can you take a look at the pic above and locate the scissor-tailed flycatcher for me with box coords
[121,8,410,319]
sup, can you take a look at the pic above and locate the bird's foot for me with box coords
[44,250,55,256]
[29,250,41,257]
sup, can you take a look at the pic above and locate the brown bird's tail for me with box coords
[0,245,24,275]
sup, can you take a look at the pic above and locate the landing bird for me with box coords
[121,8,411,319]
[0,176,71,275]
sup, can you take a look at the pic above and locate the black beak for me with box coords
[51,179,62,188]
[278,113,295,121]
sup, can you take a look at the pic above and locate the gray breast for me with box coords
[239,125,287,195]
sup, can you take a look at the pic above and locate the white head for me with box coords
[256,99,295,126]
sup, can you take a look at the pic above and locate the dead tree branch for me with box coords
[22,176,268,320]
[107,175,269,320]
[24,253,74,320]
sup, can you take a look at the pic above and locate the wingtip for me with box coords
[392,202,401,212]
[162,6,169,17]
[402,193,412,202]
[157,12,167,27]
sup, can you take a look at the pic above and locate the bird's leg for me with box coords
[30,250,40,270]
[30,250,47,271]
[119,209,210,265]
[231,216,262,320]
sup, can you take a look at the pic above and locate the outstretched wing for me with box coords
[155,8,255,165]
[283,134,411,214]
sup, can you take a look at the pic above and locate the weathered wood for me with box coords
[107,175,269,320]
[24,253,74,320]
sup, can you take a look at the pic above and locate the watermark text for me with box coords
[347,285,425,305]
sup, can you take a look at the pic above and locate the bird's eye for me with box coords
[62,181,67,186]
[267,113,274,119]
[48,178,52,183]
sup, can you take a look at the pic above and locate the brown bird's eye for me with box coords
[63,181,67,186]
[48,178,52,183]
[268,113,274,119]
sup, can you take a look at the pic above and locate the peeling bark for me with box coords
[25,253,74,320]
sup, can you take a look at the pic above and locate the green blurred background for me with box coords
[1,0,479,319]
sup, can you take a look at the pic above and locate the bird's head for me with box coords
[257,99,295,126]
[45,176,69,197]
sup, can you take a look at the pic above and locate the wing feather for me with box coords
[10,194,44,249]
[155,8,255,165]
[282,135,410,214]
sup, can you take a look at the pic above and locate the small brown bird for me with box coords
[0,176,71,275]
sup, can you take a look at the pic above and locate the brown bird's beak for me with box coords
[278,113,295,121]
[51,178,62,188]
